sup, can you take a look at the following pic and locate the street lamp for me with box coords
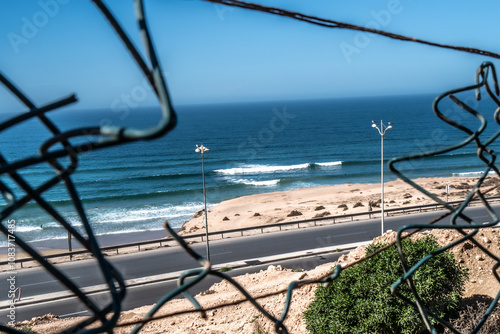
[195,144,210,262]
[371,120,393,235]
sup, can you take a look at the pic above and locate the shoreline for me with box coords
[2,175,497,258]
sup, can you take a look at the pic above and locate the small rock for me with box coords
[287,210,303,217]
[193,208,204,218]
[267,265,284,271]
[476,255,485,261]
[470,279,477,283]
[223,216,230,221]
[483,237,492,243]
[462,242,474,251]
[293,272,307,280]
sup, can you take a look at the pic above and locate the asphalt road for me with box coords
[3,252,347,322]
[0,204,496,322]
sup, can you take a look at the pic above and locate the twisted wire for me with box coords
[1,2,500,334]
[389,61,500,333]
[0,0,176,332]
[203,0,500,60]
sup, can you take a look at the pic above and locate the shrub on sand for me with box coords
[304,235,468,334]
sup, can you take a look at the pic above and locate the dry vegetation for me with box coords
[11,228,500,333]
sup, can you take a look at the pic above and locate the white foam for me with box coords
[232,179,280,186]
[90,202,202,225]
[95,226,164,235]
[24,235,67,243]
[12,225,42,233]
[290,181,316,189]
[316,161,342,167]
[96,216,159,224]
[215,163,310,175]
[4,202,202,243]
[452,170,495,177]
[129,203,201,216]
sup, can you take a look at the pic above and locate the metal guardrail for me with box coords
[3,196,499,268]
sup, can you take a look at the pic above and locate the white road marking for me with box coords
[22,276,81,287]
[59,310,89,318]
[211,251,232,257]
[334,231,366,237]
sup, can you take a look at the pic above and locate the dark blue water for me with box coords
[1,92,499,245]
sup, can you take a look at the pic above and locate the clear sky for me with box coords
[2,0,500,112]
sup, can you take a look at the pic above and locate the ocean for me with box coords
[1,92,499,246]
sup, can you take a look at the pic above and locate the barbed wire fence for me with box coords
[0,0,499,333]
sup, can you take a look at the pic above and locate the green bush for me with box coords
[304,235,468,334]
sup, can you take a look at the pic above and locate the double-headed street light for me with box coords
[371,120,393,236]
[195,144,211,262]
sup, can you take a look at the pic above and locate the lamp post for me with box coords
[371,120,393,235]
[195,144,210,262]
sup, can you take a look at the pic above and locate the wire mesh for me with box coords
[0,0,176,332]
[1,1,499,333]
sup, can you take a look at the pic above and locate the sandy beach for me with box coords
[179,176,499,236]
[2,175,498,262]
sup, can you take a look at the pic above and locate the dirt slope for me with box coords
[12,228,500,333]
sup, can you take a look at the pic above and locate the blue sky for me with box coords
[1,0,500,112]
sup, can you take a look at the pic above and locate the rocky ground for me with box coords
[11,227,500,333]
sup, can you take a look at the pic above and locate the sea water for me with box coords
[1,92,499,245]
